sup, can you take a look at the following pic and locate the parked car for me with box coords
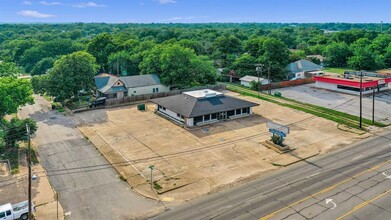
[0,201,35,220]
[89,97,107,108]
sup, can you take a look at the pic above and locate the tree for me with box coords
[108,51,139,76]
[348,47,384,71]
[323,42,351,67]
[46,51,98,101]
[0,61,19,77]
[0,76,34,118]
[289,50,306,63]
[230,54,257,77]
[259,38,290,80]
[3,118,37,148]
[30,57,55,76]
[31,74,49,94]
[140,44,217,88]
[87,33,118,71]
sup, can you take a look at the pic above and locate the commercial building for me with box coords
[94,73,169,98]
[151,89,259,127]
[313,75,391,95]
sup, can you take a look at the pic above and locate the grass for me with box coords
[153,181,163,190]
[227,84,386,130]
[323,67,354,74]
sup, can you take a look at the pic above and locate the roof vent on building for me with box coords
[205,92,217,98]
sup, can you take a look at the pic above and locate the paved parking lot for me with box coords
[273,83,391,125]
[76,91,368,204]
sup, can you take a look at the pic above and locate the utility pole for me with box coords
[255,64,263,97]
[148,165,154,191]
[267,62,272,95]
[26,124,32,220]
[359,72,363,128]
[372,85,375,124]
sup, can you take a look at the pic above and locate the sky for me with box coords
[0,0,390,23]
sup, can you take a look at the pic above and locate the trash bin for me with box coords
[137,104,146,111]
[274,92,282,97]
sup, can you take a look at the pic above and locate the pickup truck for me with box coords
[0,201,35,220]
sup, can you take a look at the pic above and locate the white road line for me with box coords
[352,155,363,161]
[306,172,320,178]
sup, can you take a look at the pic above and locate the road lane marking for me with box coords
[306,172,320,178]
[336,188,391,220]
[382,171,391,179]
[259,159,391,220]
[352,155,363,160]
[325,198,337,209]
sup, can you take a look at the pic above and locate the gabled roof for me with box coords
[239,75,265,82]
[120,74,162,88]
[94,74,163,93]
[151,93,259,118]
[287,59,322,73]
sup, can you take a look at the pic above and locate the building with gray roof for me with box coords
[94,73,169,98]
[151,89,259,127]
[287,59,323,79]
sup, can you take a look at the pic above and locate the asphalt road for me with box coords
[19,95,161,220]
[152,129,391,220]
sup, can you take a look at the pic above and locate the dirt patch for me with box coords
[75,91,374,204]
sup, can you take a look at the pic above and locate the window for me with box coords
[337,85,360,92]
[124,91,128,97]
[6,210,11,216]
[235,109,241,115]
[0,212,5,218]
[134,91,136,93]
[113,93,117,98]
[227,110,235,117]
[204,114,210,121]
[162,107,166,110]
[211,113,217,120]
[158,105,162,109]
[177,113,181,118]
[242,108,248,114]
[153,88,156,93]
[156,88,159,93]
[194,116,203,123]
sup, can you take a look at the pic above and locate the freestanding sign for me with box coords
[267,122,289,135]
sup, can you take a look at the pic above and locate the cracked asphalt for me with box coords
[151,129,391,220]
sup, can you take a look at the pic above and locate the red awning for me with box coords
[313,76,391,88]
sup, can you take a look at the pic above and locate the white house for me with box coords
[94,74,169,98]
[151,89,259,127]
[239,75,270,87]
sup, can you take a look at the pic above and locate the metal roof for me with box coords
[287,59,322,73]
[239,75,266,82]
[151,93,259,118]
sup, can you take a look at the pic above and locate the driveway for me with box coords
[19,95,161,219]
[273,84,391,125]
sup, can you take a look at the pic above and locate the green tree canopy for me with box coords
[140,44,217,88]
[3,118,37,148]
[230,54,257,77]
[348,47,384,71]
[46,51,98,101]
[0,61,19,77]
[87,33,118,71]
[0,76,34,118]
[323,42,351,67]
[30,57,55,76]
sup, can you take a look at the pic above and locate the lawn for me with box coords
[323,67,354,74]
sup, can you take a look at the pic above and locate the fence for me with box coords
[259,78,315,91]
[105,84,226,106]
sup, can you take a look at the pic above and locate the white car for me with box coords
[0,201,35,220]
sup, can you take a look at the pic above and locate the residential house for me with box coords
[287,59,323,80]
[239,75,270,87]
[94,74,169,98]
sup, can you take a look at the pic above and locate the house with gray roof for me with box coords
[151,89,259,127]
[94,74,169,98]
[287,59,323,79]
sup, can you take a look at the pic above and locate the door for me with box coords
[217,112,226,120]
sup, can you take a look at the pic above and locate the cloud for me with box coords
[159,0,176,4]
[18,10,54,18]
[72,2,106,8]
[22,1,32,5]
[39,1,63,6]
